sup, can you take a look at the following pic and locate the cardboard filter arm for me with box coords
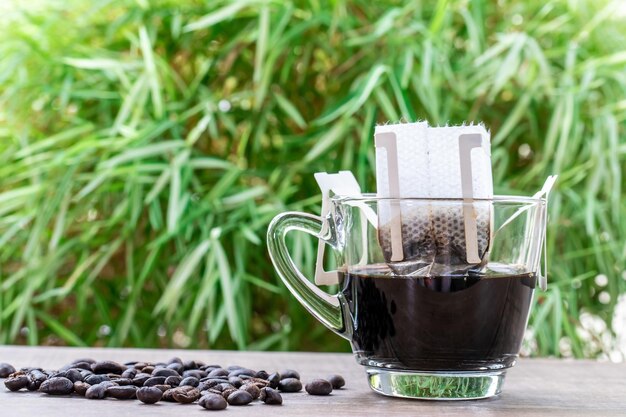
[459,133,486,264]
[313,171,376,286]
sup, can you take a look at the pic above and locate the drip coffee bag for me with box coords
[375,122,492,275]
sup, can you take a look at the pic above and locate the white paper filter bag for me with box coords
[375,121,493,275]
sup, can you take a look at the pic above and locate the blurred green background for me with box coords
[0,0,624,358]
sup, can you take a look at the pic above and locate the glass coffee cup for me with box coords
[267,195,547,400]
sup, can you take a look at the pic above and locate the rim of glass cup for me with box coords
[331,194,546,205]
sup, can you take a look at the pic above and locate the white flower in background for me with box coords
[595,274,608,286]
[577,311,616,359]
[559,337,573,358]
[173,329,191,348]
[612,293,626,360]
[97,325,111,337]
[599,291,611,305]
[580,311,606,334]
[218,99,232,112]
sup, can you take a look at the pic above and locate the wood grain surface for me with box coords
[0,346,624,416]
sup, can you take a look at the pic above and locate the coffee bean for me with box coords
[326,374,345,389]
[132,373,151,386]
[141,365,155,374]
[228,368,255,378]
[64,368,84,383]
[152,367,179,377]
[305,379,333,395]
[161,388,176,402]
[182,369,205,379]
[212,378,231,385]
[0,363,16,378]
[207,368,229,378]
[144,376,167,386]
[280,369,300,380]
[27,370,48,391]
[203,379,228,389]
[267,372,280,388]
[221,387,237,399]
[74,358,96,365]
[260,387,283,405]
[28,369,47,381]
[51,370,68,379]
[58,364,73,373]
[176,385,196,392]
[168,357,183,365]
[136,386,163,404]
[5,373,29,391]
[74,381,90,396]
[247,377,270,387]
[199,393,228,410]
[121,368,137,379]
[39,377,73,395]
[71,361,93,371]
[217,382,235,392]
[278,377,302,393]
[228,376,243,388]
[172,386,200,403]
[227,390,253,405]
[111,378,133,386]
[167,362,184,374]
[241,383,261,400]
[205,388,222,396]
[255,370,269,380]
[85,381,116,399]
[85,374,109,385]
[92,360,125,375]
[153,384,171,393]
[165,375,182,387]
[106,385,137,399]
[179,376,199,387]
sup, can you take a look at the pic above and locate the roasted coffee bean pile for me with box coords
[0,360,345,410]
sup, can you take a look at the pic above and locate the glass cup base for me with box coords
[366,367,505,400]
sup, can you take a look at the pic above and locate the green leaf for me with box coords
[154,240,212,317]
[212,231,246,349]
[139,25,164,119]
[184,0,257,32]
[314,64,388,125]
[36,311,87,347]
[274,92,306,128]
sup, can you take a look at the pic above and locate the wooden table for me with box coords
[0,346,624,416]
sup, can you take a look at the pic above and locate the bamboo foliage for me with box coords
[0,0,624,356]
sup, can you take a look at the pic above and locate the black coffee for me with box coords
[339,265,536,372]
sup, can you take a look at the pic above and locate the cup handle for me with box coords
[267,211,347,339]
